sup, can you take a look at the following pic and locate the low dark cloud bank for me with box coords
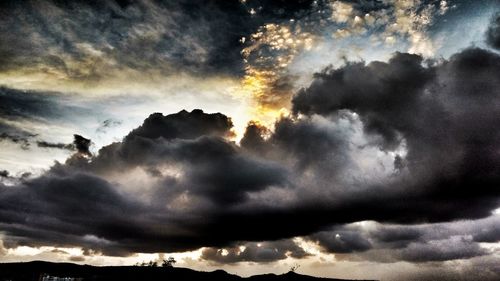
[0,46,499,269]
[307,220,491,263]
[201,239,309,264]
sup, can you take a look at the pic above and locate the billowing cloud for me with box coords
[241,0,450,123]
[1,45,499,260]
[0,2,499,279]
[0,167,144,256]
[2,45,500,258]
[0,110,291,255]
[0,0,457,125]
[292,47,500,222]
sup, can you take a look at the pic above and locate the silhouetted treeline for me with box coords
[0,261,377,281]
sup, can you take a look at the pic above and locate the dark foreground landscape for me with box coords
[0,261,375,281]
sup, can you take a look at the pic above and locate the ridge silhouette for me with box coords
[0,261,377,281]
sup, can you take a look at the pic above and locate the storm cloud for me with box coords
[292,47,500,221]
[0,47,499,268]
[306,214,500,265]
[201,239,310,264]
[0,0,317,81]
[0,2,499,280]
[0,110,292,254]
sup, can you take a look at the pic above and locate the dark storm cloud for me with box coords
[0,170,9,178]
[306,217,500,263]
[398,237,485,263]
[0,47,499,261]
[90,110,288,205]
[126,109,234,141]
[309,229,372,254]
[240,121,270,154]
[0,166,147,256]
[90,109,234,171]
[242,113,356,180]
[0,110,290,255]
[486,12,500,50]
[73,134,91,156]
[293,52,433,150]
[473,224,500,243]
[201,239,309,264]
[36,141,74,151]
[270,116,352,172]
[0,0,315,79]
[3,127,90,155]
[370,226,423,246]
[292,47,500,222]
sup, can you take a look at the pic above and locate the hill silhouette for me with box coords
[0,261,377,281]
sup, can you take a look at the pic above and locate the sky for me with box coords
[0,0,500,280]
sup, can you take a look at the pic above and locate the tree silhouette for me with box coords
[289,263,300,272]
[162,257,177,267]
